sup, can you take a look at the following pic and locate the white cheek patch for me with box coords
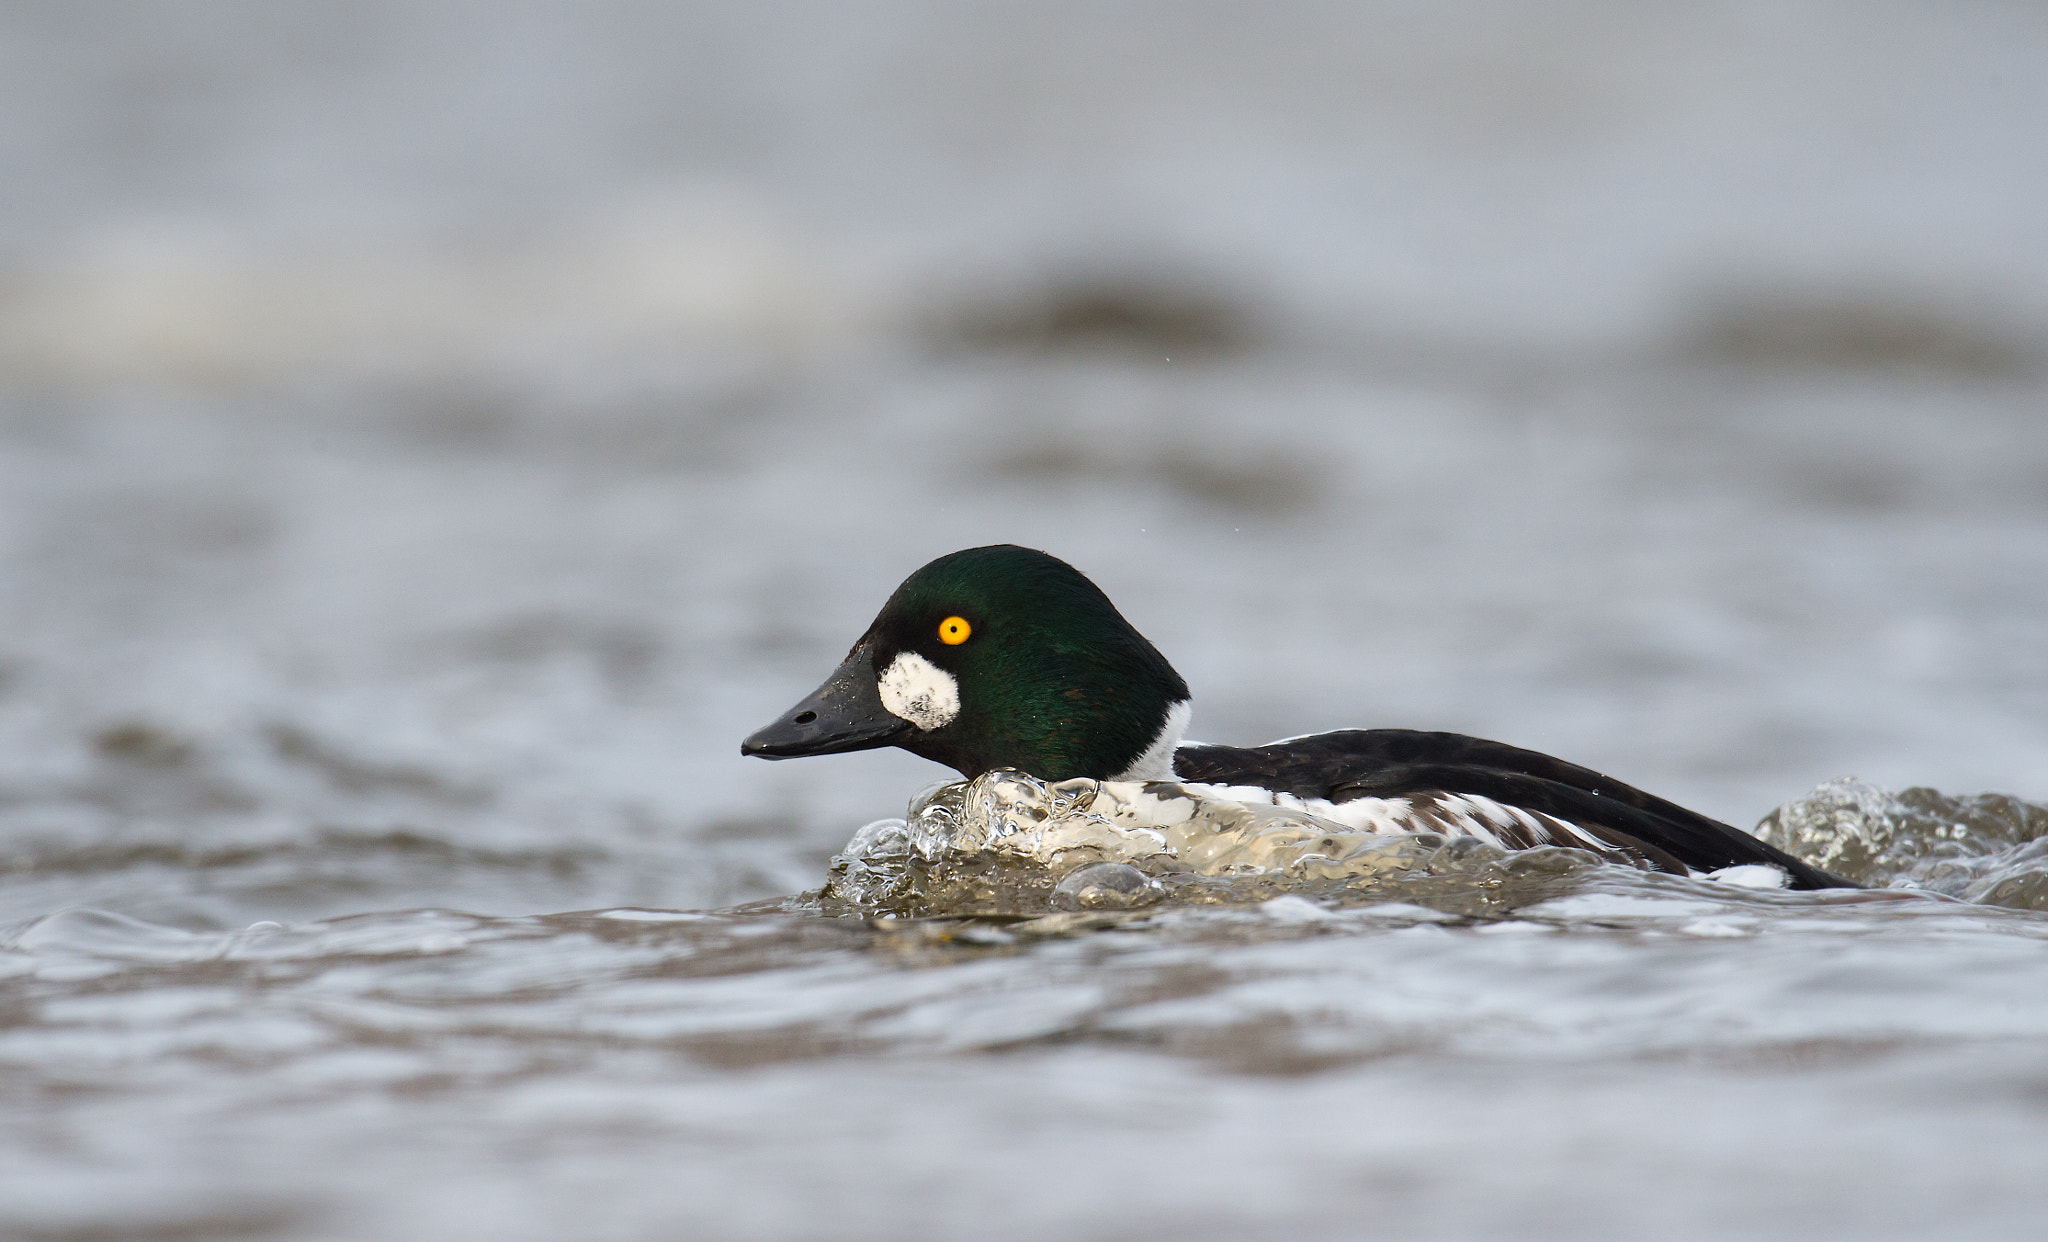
[877,652,960,731]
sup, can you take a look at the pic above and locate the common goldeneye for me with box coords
[742,545,1851,890]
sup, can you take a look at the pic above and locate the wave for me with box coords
[808,770,2048,919]
[1756,778,2048,908]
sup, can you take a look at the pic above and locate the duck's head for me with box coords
[742,545,1191,782]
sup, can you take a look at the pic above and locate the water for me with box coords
[3,3,2048,1239]
[7,793,2048,1241]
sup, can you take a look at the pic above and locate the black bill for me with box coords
[741,645,912,760]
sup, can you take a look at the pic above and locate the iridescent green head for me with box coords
[743,545,1191,781]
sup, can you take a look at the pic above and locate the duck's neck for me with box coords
[1108,700,1192,782]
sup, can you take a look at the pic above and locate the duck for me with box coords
[742,544,1853,890]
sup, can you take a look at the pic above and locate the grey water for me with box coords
[4,3,2048,1239]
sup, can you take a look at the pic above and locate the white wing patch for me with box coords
[877,652,960,731]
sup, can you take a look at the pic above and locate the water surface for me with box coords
[3,4,2047,1238]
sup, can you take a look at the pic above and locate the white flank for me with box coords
[1112,700,1192,782]
[1706,863,1791,889]
[1175,783,1584,847]
[877,652,960,731]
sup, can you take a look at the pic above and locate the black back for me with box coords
[1174,729,1852,890]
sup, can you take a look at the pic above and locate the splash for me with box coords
[813,769,1607,917]
[1755,778,2048,909]
[813,770,2048,919]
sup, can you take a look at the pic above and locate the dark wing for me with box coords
[1174,728,1853,890]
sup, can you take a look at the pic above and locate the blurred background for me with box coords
[1,0,2045,925]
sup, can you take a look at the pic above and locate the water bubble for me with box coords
[840,818,911,863]
[1052,863,1162,911]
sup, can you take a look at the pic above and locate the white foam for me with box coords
[1260,895,1336,923]
[894,770,1442,880]
[1522,894,1728,919]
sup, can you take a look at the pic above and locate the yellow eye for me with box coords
[938,615,972,645]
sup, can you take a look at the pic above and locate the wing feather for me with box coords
[1174,729,1850,889]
